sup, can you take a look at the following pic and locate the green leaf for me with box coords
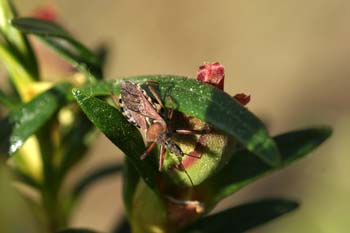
[200,127,332,207]
[76,76,280,167]
[57,229,100,233]
[0,115,12,155]
[11,17,69,38]
[10,18,95,62]
[112,218,131,233]
[71,163,122,200]
[73,90,159,191]
[0,0,39,80]
[11,17,102,79]
[0,43,35,98]
[122,158,140,215]
[0,89,19,108]
[0,165,46,233]
[58,111,94,181]
[40,37,102,80]
[94,43,109,71]
[10,168,41,190]
[1,83,72,155]
[185,199,299,233]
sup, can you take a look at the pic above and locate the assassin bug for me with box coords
[112,80,205,185]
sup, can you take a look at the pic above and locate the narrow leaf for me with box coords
[201,127,332,207]
[39,37,102,79]
[2,83,72,155]
[11,17,69,38]
[122,158,140,215]
[0,1,39,79]
[71,163,123,200]
[57,229,100,233]
[94,43,109,72]
[0,89,19,108]
[0,165,46,233]
[185,199,299,233]
[58,111,94,180]
[11,17,102,79]
[112,218,131,233]
[73,90,159,191]
[76,76,281,167]
[10,168,41,190]
[0,43,35,98]
[0,115,13,155]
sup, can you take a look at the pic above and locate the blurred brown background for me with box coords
[14,0,350,232]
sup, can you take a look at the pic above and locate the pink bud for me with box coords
[32,6,57,21]
[234,93,251,106]
[196,62,225,90]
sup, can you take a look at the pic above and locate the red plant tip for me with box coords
[234,93,251,106]
[32,6,57,21]
[196,62,225,90]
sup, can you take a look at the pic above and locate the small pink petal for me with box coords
[196,62,225,90]
[32,6,57,21]
[234,93,251,106]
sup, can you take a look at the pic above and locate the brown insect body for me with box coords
[119,81,162,130]
[118,81,186,169]
[147,122,184,156]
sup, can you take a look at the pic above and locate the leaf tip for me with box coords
[319,126,333,140]
[303,126,333,146]
[261,139,282,168]
[271,199,300,215]
[282,199,299,210]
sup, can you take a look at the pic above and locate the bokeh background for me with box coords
[12,0,350,232]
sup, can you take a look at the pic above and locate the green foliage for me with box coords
[0,165,46,233]
[57,229,100,233]
[11,17,103,80]
[75,77,281,167]
[0,1,333,233]
[73,90,158,190]
[199,127,332,208]
[1,83,72,155]
[184,199,299,233]
[0,0,39,80]
[0,88,19,108]
[71,163,123,202]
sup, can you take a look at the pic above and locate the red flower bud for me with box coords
[197,62,225,90]
[234,93,251,106]
[32,6,57,21]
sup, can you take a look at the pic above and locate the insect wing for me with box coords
[120,81,163,129]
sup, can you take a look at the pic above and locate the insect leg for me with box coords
[166,96,174,120]
[185,134,209,159]
[146,81,165,109]
[177,159,195,188]
[140,142,156,160]
[184,152,202,159]
[175,129,210,135]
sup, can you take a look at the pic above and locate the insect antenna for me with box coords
[177,158,195,188]
[184,152,202,159]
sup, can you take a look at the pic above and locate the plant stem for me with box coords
[37,124,66,231]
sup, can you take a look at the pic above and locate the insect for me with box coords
[112,81,204,185]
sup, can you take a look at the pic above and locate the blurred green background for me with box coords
[11,0,350,232]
